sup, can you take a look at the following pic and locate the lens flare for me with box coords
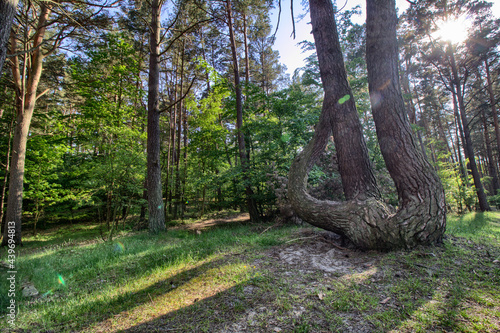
[58,274,66,286]
[338,94,351,105]
[433,16,470,44]
[114,241,125,253]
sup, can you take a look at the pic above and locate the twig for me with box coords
[323,239,349,251]
[285,235,319,243]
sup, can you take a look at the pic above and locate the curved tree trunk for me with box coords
[288,0,446,251]
[365,0,446,244]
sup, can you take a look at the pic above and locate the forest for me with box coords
[0,0,499,331]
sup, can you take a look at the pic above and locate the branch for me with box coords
[158,18,212,57]
[271,0,281,40]
[158,76,196,114]
[36,88,50,101]
[160,7,182,42]
[290,0,296,39]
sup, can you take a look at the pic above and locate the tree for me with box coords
[225,0,260,221]
[288,0,446,250]
[1,0,112,246]
[146,0,166,232]
[0,0,18,73]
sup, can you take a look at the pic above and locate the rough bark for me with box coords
[288,0,446,251]
[147,0,166,233]
[365,0,446,240]
[226,0,259,222]
[0,0,18,73]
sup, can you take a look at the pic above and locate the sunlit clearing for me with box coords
[433,16,470,44]
[87,263,255,332]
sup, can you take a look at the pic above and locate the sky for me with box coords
[270,0,500,75]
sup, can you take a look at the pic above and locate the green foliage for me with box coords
[65,32,146,224]
[436,153,477,213]
[24,135,71,233]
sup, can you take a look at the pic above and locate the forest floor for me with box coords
[0,212,499,332]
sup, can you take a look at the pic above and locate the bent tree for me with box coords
[288,0,446,250]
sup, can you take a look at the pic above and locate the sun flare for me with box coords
[433,16,470,44]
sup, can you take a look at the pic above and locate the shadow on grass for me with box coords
[5,215,499,332]
[30,257,233,332]
[117,238,500,333]
[1,221,289,330]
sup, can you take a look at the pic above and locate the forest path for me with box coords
[173,212,250,232]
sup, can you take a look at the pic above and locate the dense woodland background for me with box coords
[0,0,499,240]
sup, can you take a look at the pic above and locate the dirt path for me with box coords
[174,213,250,231]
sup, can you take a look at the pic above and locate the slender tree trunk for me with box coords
[0,116,14,233]
[174,45,184,220]
[181,102,188,218]
[447,44,490,211]
[147,0,166,232]
[2,4,50,246]
[480,103,500,193]
[0,0,18,73]
[243,13,250,84]
[485,59,500,193]
[226,0,259,221]
[401,58,428,159]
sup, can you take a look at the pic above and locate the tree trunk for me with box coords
[0,116,13,234]
[181,100,188,218]
[365,0,446,238]
[485,59,500,193]
[288,0,446,251]
[226,0,259,222]
[243,13,250,84]
[0,0,18,73]
[447,43,490,211]
[147,0,166,233]
[480,101,500,194]
[2,4,50,246]
[174,45,184,220]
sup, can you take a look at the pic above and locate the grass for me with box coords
[0,211,499,332]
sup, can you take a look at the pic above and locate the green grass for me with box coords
[0,218,298,332]
[1,211,499,332]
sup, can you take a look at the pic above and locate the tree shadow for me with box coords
[111,232,500,332]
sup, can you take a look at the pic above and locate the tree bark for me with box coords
[0,0,18,73]
[2,4,50,246]
[147,0,166,233]
[288,0,446,251]
[365,0,446,239]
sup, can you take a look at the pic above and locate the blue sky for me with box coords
[270,0,500,75]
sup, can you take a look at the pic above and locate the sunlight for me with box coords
[433,16,470,44]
